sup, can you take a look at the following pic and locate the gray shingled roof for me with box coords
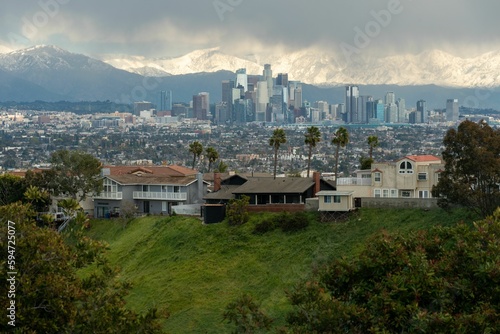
[232,177,315,194]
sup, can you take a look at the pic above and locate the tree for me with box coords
[331,127,349,187]
[359,156,373,170]
[367,135,379,160]
[0,202,166,333]
[285,209,500,333]
[47,150,103,201]
[432,120,500,217]
[223,294,273,334]
[189,141,203,170]
[214,160,229,173]
[226,195,250,226]
[0,174,28,205]
[205,147,219,173]
[24,185,51,213]
[304,126,321,177]
[269,128,287,179]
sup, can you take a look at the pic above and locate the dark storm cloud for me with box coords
[1,0,499,57]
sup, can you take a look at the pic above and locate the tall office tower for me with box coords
[263,64,273,98]
[357,95,372,123]
[288,81,301,107]
[374,99,385,123]
[276,73,289,87]
[294,86,303,110]
[385,103,398,123]
[396,98,406,123]
[385,91,396,105]
[193,92,210,120]
[222,80,235,115]
[214,102,229,124]
[446,98,459,122]
[313,101,329,120]
[159,90,172,111]
[335,103,345,120]
[235,68,248,93]
[345,85,359,123]
[256,81,269,122]
[417,100,427,123]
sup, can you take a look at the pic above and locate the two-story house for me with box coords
[336,155,444,199]
[93,165,208,218]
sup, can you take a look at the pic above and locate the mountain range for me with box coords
[0,45,499,109]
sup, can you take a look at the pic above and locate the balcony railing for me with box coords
[94,192,123,200]
[133,191,187,201]
[336,178,372,186]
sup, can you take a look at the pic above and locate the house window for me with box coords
[174,186,180,193]
[374,189,381,198]
[162,201,167,212]
[419,190,429,198]
[333,195,341,203]
[399,161,414,174]
[374,172,381,182]
[142,185,149,192]
[401,190,411,198]
[390,189,398,198]
[324,196,332,203]
[383,189,389,198]
[436,173,441,183]
[418,173,427,181]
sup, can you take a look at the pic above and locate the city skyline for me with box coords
[1,1,499,60]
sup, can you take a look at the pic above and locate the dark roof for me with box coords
[103,165,197,177]
[107,174,197,186]
[232,177,315,194]
[203,185,239,200]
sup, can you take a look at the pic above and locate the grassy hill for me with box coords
[84,208,474,333]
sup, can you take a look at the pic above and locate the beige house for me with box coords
[316,191,355,212]
[336,155,444,199]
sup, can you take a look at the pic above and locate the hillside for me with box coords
[85,208,473,333]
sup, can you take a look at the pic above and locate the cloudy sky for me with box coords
[1,0,499,58]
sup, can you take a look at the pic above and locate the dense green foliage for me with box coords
[304,126,321,177]
[189,141,203,169]
[331,127,349,184]
[0,174,27,206]
[27,150,103,201]
[284,209,500,333]
[226,195,250,226]
[83,208,471,333]
[0,202,165,333]
[223,294,273,333]
[433,120,500,217]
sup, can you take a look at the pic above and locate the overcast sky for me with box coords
[1,0,499,58]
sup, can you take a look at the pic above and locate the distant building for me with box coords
[345,85,359,123]
[134,101,153,115]
[159,90,172,111]
[193,92,210,120]
[385,91,396,105]
[235,69,248,93]
[446,98,459,122]
[416,100,427,123]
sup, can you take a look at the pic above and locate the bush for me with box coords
[253,218,278,235]
[278,212,309,233]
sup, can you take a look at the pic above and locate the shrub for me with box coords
[253,218,278,235]
[278,212,309,233]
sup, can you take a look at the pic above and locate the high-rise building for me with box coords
[276,73,288,87]
[235,69,248,93]
[193,92,210,120]
[417,100,427,123]
[385,91,396,105]
[446,99,459,122]
[396,98,406,123]
[159,90,172,111]
[263,64,273,99]
[345,85,359,123]
[385,103,398,123]
[374,99,385,123]
[256,81,269,122]
[134,101,153,115]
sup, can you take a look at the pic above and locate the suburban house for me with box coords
[93,165,208,218]
[336,154,444,200]
[203,172,336,222]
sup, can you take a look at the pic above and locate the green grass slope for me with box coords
[85,208,474,333]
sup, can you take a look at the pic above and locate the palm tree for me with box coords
[304,126,321,177]
[367,135,379,160]
[188,141,203,169]
[331,127,349,187]
[205,147,219,173]
[269,128,287,179]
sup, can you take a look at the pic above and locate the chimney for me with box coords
[214,172,221,192]
[313,171,321,197]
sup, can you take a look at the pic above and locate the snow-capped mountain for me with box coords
[102,47,500,88]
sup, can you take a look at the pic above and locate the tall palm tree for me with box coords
[331,127,349,187]
[367,135,379,160]
[269,128,287,179]
[304,126,321,177]
[189,141,203,170]
[205,147,219,173]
